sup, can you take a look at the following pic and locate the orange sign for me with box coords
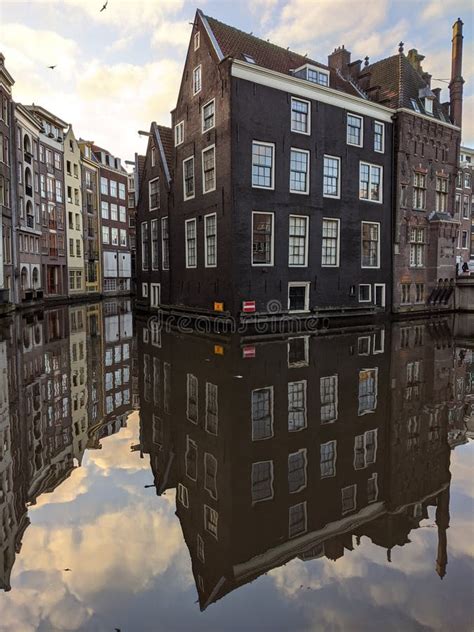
[214,345,224,355]
[214,302,224,312]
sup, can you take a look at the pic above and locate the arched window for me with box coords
[23,134,31,155]
[32,267,39,288]
[21,266,28,290]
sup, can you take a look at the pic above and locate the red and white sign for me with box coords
[243,345,256,359]
[242,300,256,313]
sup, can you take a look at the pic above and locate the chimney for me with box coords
[328,45,351,76]
[407,48,425,74]
[432,87,442,101]
[449,18,464,127]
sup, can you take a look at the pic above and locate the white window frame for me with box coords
[142,283,148,298]
[177,483,189,508]
[287,336,309,368]
[288,448,307,494]
[374,121,385,153]
[290,97,311,135]
[288,501,307,538]
[204,212,217,268]
[374,283,386,308]
[251,386,274,441]
[288,214,309,267]
[251,211,274,267]
[193,65,202,95]
[202,144,216,194]
[359,162,383,204]
[341,484,357,515]
[323,155,341,199]
[320,440,337,478]
[150,283,160,308]
[183,156,195,201]
[321,217,340,268]
[251,141,275,190]
[185,218,197,268]
[149,177,160,211]
[359,284,372,303]
[174,121,184,147]
[194,31,200,51]
[289,147,310,195]
[202,98,215,133]
[251,460,274,504]
[288,281,310,313]
[346,113,363,147]
[204,452,218,501]
[161,216,169,270]
[204,505,218,540]
[361,221,381,269]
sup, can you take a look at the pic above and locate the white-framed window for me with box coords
[321,218,340,267]
[175,121,184,146]
[110,203,118,221]
[367,473,379,503]
[323,155,340,198]
[400,283,411,305]
[193,65,202,95]
[183,156,195,200]
[150,283,160,307]
[101,200,109,219]
[347,113,363,147]
[100,177,108,195]
[252,141,275,189]
[141,222,149,270]
[288,449,307,493]
[341,484,357,514]
[251,460,274,503]
[435,176,448,212]
[361,221,380,268]
[320,440,337,478]
[288,336,309,368]
[359,284,371,302]
[194,31,200,50]
[320,375,338,423]
[186,374,198,423]
[354,429,378,470]
[110,180,117,197]
[251,386,274,441]
[149,177,160,211]
[202,99,215,132]
[409,227,425,267]
[413,172,426,210]
[290,148,310,194]
[120,229,127,247]
[252,211,274,266]
[289,501,307,538]
[142,283,148,298]
[411,98,421,113]
[151,146,156,167]
[204,452,218,500]
[102,226,109,244]
[118,182,126,200]
[202,145,216,193]
[151,219,159,270]
[177,483,189,508]
[185,218,197,268]
[288,380,307,431]
[289,215,308,267]
[205,382,218,435]
[461,230,468,249]
[111,227,118,246]
[374,121,385,153]
[299,64,329,86]
[119,205,126,222]
[359,162,382,203]
[204,505,218,539]
[358,368,378,415]
[204,213,217,267]
[290,97,311,134]
[161,217,169,270]
[288,282,310,312]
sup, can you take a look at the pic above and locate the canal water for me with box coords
[0,301,473,631]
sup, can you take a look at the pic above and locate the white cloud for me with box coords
[422,0,471,20]
[249,0,279,25]
[151,19,192,50]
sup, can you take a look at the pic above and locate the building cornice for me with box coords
[396,107,460,132]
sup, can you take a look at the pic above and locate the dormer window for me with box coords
[410,98,421,113]
[294,64,329,87]
[242,53,256,64]
[424,97,434,115]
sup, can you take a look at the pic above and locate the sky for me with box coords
[1,0,473,162]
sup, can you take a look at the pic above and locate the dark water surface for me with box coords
[0,301,473,631]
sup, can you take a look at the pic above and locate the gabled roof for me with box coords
[152,123,172,186]
[25,104,68,128]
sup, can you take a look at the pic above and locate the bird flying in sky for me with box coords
[100,1,108,11]
[47,65,56,70]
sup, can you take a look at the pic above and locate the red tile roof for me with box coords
[157,125,173,168]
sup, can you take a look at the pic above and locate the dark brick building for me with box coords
[0,54,14,308]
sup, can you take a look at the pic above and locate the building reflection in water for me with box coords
[0,299,136,591]
[136,314,473,611]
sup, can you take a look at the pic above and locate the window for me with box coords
[185,218,197,268]
[462,195,470,218]
[354,429,378,469]
[436,176,448,212]
[110,203,118,221]
[110,228,118,245]
[321,218,340,267]
[102,226,110,244]
[194,31,200,50]
[202,145,216,193]
[319,441,337,478]
[464,172,471,188]
[161,217,169,270]
[141,222,149,270]
[291,97,310,134]
[119,182,126,200]
[205,382,218,435]
[252,141,274,189]
[361,222,380,268]
[202,99,215,132]
[415,283,424,304]
[197,534,205,563]
[455,193,461,215]
[119,205,126,223]
[424,97,433,114]
[288,380,307,431]
[186,373,198,422]
[204,506,218,539]
[110,180,117,197]
[193,65,202,95]
[183,156,195,200]
[359,284,371,302]
[411,98,421,113]
[461,230,468,249]
[251,461,274,503]
[359,162,382,202]
[290,148,310,194]
[288,336,309,368]
[142,283,148,298]
[358,368,378,415]
[409,227,425,267]
[204,213,217,267]
[289,215,308,266]
[374,121,384,152]
[151,146,156,167]
[347,114,363,146]
[251,387,273,440]
[242,53,256,63]
[320,375,338,423]
[177,483,189,508]
[341,485,357,514]
[288,282,310,312]
[252,212,273,265]
[175,121,184,146]
[204,453,218,500]
[401,283,411,304]
[288,449,307,493]
[289,502,307,538]
[367,473,378,503]
[149,178,160,210]
[413,172,426,210]
[323,155,340,198]
[305,65,329,86]
[151,219,159,270]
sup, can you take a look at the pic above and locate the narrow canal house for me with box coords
[0,54,14,310]
[136,9,394,318]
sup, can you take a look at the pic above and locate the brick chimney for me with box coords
[407,48,425,73]
[328,45,351,76]
[449,18,464,127]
